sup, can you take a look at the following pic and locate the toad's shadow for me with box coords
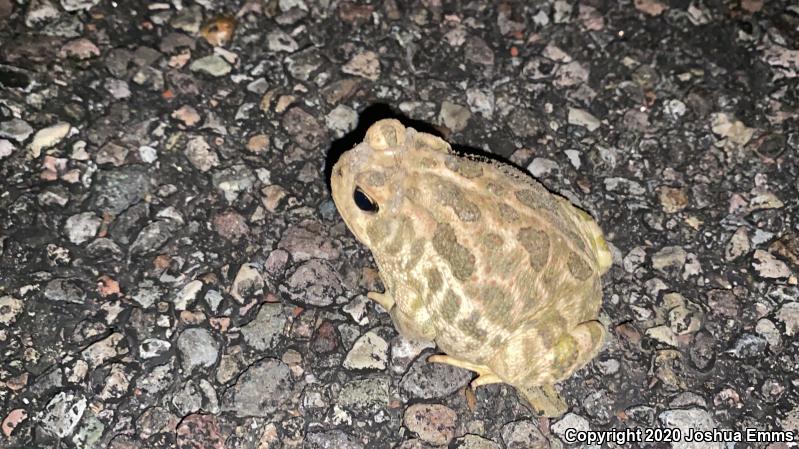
[324,103,519,194]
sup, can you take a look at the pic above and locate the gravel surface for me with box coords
[1,0,798,448]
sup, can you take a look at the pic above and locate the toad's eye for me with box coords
[353,186,379,213]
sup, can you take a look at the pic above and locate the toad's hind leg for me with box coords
[428,354,503,388]
[495,319,606,386]
[490,320,606,416]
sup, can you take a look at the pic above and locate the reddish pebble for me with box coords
[2,409,27,437]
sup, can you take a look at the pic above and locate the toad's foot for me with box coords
[516,384,567,418]
[367,291,395,310]
[427,354,503,389]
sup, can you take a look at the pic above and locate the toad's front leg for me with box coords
[367,291,395,310]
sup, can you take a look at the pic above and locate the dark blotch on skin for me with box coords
[459,311,488,341]
[365,215,392,247]
[385,216,415,255]
[418,157,439,168]
[426,267,443,294]
[515,185,554,211]
[518,227,550,271]
[404,239,426,271]
[414,134,449,153]
[498,203,519,223]
[433,222,476,280]
[364,170,386,187]
[567,252,593,280]
[435,180,481,222]
[445,155,484,179]
[470,284,513,326]
[487,182,505,196]
[440,290,461,319]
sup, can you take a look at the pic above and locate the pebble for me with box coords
[634,0,668,16]
[222,358,293,417]
[0,296,23,325]
[658,186,689,213]
[342,295,369,325]
[568,107,600,131]
[176,414,225,449]
[211,164,256,203]
[278,222,341,261]
[184,135,219,172]
[129,221,173,255]
[466,88,494,119]
[190,55,232,77]
[555,61,589,87]
[2,409,27,437]
[710,113,754,146]
[39,392,87,438]
[92,168,151,215]
[267,29,299,53]
[60,0,99,11]
[139,338,171,359]
[138,145,157,163]
[176,328,219,372]
[658,408,722,449]
[105,78,131,99]
[342,50,380,81]
[64,212,101,245]
[135,362,174,396]
[728,333,767,358]
[777,302,799,336]
[500,420,548,449]
[0,118,34,143]
[0,139,13,158]
[172,381,203,415]
[404,403,458,445]
[311,320,340,353]
[82,332,126,368]
[44,278,85,303]
[29,122,71,158]
[725,227,750,260]
[452,435,501,449]
[344,330,389,370]
[305,430,364,449]
[25,0,60,27]
[242,303,286,351]
[284,260,343,307]
[282,107,327,150]
[651,246,687,271]
[172,105,201,127]
[212,210,249,241]
[96,142,128,166]
[173,280,203,311]
[390,335,436,374]
[552,413,591,444]
[170,5,202,33]
[753,250,792,279]
[285,48,324,80]
[230,263,265,303]
[604,177,646,195]
[400,354,472,399]
[755,319,781,348]
[527,158,559,177]
[325,104,358,137]
[137,406,178,439]
[337,377,390,411]
[464,36,494,66]
[439,101,471,133]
